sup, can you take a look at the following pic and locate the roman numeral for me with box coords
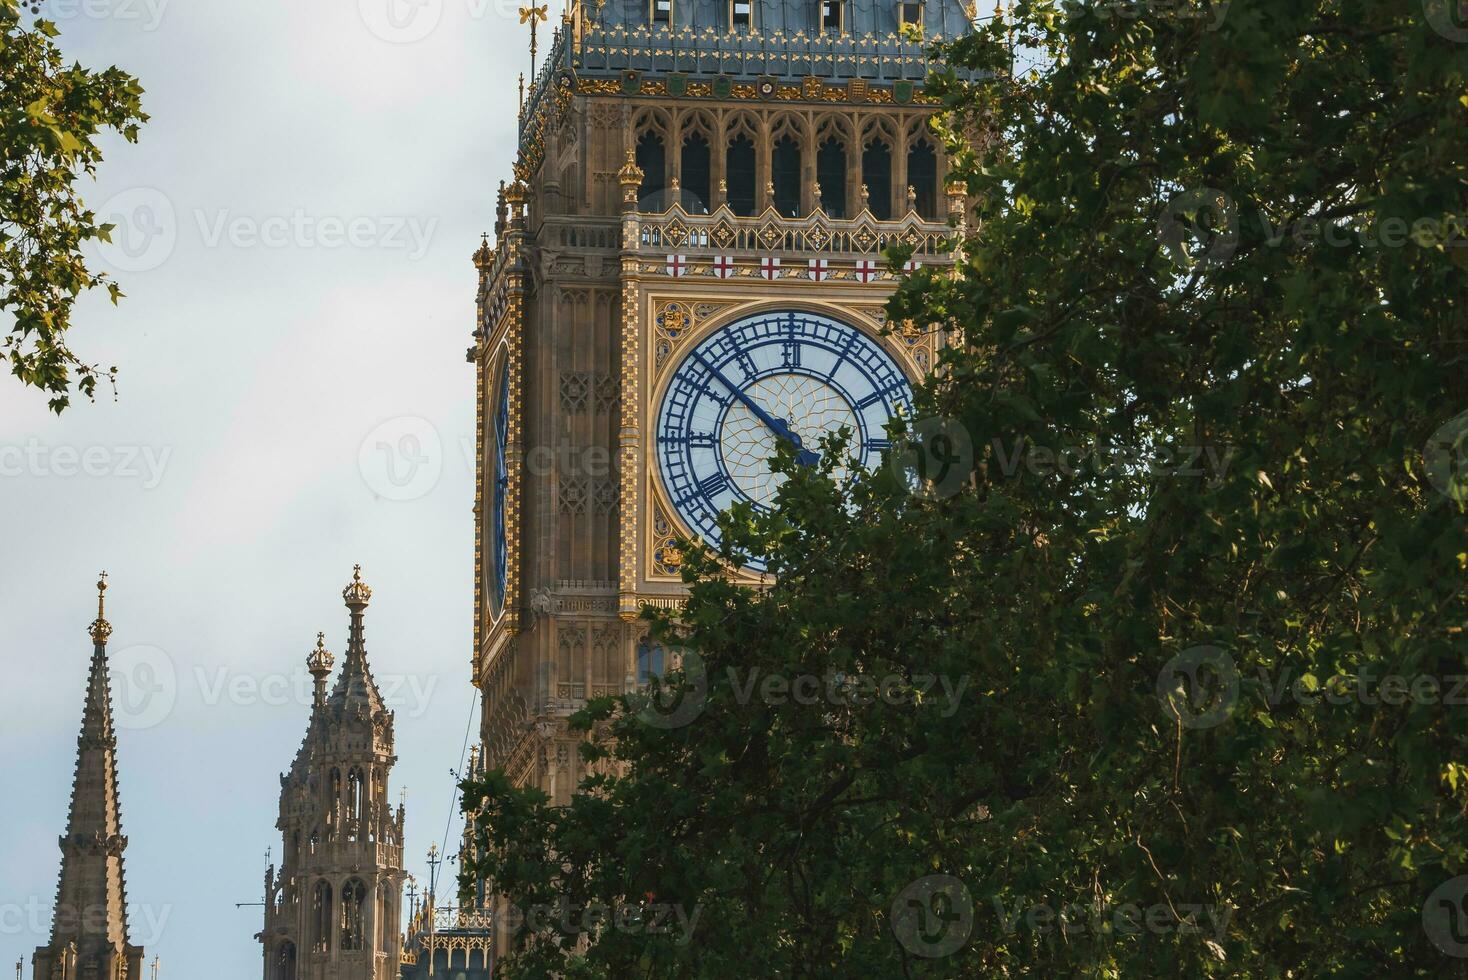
[697,471,730,499]
[659,431,717,448]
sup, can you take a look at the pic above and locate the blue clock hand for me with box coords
[693,352,820,466]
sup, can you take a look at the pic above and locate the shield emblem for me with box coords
[802,76,823,101]
[848,78,869,102]
[757,76,777,99]
[621,70,642,95]
[713,75,733,98]
[893,79,914,104]
[667,72,687,97]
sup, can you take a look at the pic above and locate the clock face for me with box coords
[489,357,510,617]
[655,309,912,572]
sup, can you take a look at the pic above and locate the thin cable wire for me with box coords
[434,687,479,901]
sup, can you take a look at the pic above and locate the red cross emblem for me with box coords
[854,260,878,283]
[759,256,781,280]
[903,259,923,273]
[808,258,830,281]
[712,255,736,279]
[665,254,688,277]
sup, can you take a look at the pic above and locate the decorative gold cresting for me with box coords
[307,631,335,677]
[89,571,112,644]
[343,564,373,607]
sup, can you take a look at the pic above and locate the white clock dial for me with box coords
[655,309,912,572]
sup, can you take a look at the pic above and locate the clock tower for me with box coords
[470,0,976,799]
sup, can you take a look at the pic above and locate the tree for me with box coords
[463,1,1468,975]
[1,0,146,412]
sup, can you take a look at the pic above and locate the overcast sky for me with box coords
[1,1,531,973]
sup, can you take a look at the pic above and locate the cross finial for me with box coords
[90,570,113,644]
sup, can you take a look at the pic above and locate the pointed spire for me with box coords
[36,574,144,977]
[329,565,387,720]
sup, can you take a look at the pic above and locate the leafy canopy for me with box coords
[464,1,1468,975]
[1,0,146,412]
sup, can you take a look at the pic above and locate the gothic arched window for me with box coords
[275,940,297,980]
[341,878,367,951]
[772,135,801,218]
[681,132,711,214]
[312,881,333,953]
[636,131,666,208]
[908,138,938,219]
[862,138,893,220]
[636,640,665,685]
[327,768,342,836]
[725,134,757,216]
[816,137,847,218]
[347,767,365,840]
